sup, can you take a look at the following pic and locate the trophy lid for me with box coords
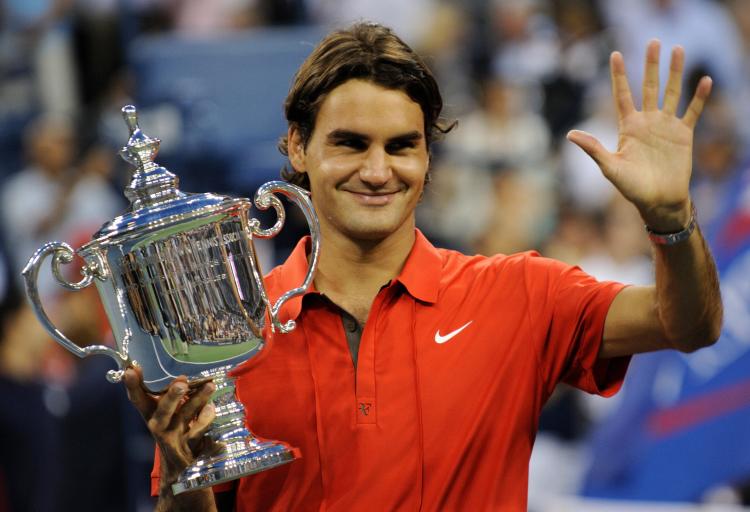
[86,105,240,245]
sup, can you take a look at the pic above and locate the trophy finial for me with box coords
[122,105,139,135]
[118,104,180,208]
[119,105,161,170]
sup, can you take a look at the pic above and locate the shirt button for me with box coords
[344,316,358,333]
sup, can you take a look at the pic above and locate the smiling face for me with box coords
[288,79,429,244]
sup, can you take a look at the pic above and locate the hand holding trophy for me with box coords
[22,105,320,494]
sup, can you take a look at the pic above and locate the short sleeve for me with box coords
[523,255,630,398]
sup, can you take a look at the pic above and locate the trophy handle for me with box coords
[22,242,130,382]
[249,181,320,334]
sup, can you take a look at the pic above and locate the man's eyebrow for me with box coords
[325,129,424,144]
[326,129,370,142]
[387,131,423,144]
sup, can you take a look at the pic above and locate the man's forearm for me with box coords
[156,488,217,512]
[652,223,723,351]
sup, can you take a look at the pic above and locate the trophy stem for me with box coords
[172,372,300,495]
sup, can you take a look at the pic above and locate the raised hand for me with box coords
[567,40,712,232]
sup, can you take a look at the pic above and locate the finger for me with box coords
[662,46,684,115]
[148,378,189,434]
[610,51,635,119]
[642,39,661,111]
[682,76,713,129]
[123,366,155,419]
[175,381,216,425]
[187,402,216,444]
[566,130,615,173]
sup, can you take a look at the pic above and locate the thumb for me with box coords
[123,366,155,419]
[566,130,615,174]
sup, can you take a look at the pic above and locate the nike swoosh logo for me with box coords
[435,321,473,344]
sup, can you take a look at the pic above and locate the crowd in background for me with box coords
[0,0,749,511]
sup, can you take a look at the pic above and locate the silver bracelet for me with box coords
[645,204,697,246]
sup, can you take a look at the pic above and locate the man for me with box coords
[125,23,722,511]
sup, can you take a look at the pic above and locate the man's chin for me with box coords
[339,218,408,243]
[344,226,394,242]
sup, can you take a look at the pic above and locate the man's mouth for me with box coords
[345,190,400,206]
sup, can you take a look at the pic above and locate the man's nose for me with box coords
[359,146,392,185]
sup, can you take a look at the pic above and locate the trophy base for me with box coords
[172,437,300,495]
[172,371,300,495]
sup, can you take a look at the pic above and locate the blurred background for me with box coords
[0,0,749,510]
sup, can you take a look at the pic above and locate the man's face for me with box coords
[289,79,429,242]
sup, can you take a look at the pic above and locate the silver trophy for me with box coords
[22,105,320,494]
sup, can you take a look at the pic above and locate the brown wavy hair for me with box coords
[278,22,453,190]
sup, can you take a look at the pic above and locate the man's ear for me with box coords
[287,126,306,173]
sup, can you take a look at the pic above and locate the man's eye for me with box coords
[338,139,367,150]
[386,141,415,153]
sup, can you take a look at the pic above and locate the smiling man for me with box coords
[125,22,723,511]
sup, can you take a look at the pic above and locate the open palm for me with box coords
[568,40,712,231]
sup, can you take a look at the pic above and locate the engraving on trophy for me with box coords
[121,218,264,363]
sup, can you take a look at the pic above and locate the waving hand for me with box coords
[567,40,712,232]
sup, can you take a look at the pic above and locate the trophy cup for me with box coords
[22,105,320,494]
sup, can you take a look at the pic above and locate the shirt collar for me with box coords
[270,228,443,322]
[394,228,442,304]
[267,236,315,323]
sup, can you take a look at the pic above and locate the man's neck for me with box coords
[313,223,416,323]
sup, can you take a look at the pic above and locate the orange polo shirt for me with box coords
[152,229,629,510]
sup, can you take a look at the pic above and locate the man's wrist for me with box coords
[645,203,697,246]
[156,488,217,512]
[639,199,693,233]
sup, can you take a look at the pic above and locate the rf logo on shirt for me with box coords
[359,402,372,416]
